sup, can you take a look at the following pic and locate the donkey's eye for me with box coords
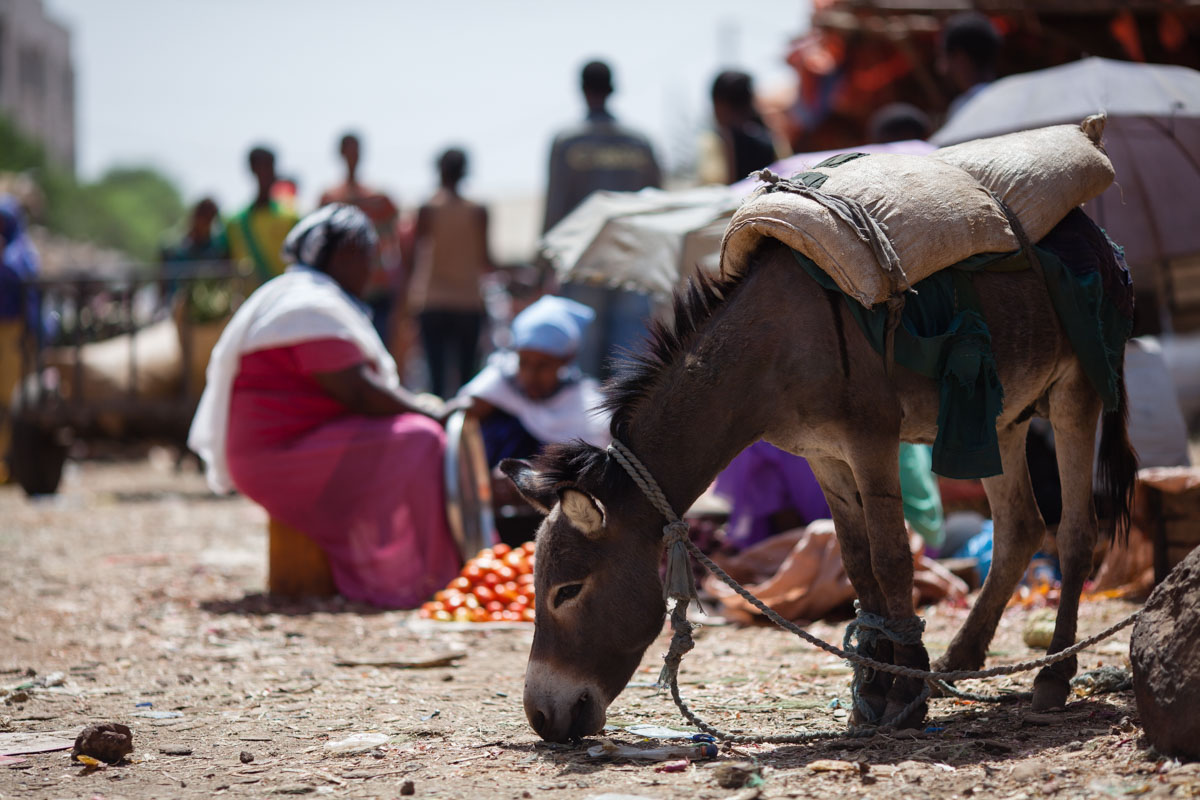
[554,583,584,607]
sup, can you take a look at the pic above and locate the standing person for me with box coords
[406,148,492,398]
[226,146,300,284]
[543,59,662,378]
[698,70,779,185]
[188,204,463,608]
[319,133,401,342]
[160,197,229,300]
[938,11,1002,120]
[542,59,662,233]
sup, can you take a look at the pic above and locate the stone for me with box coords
[72,723,133,764]
[1130,546,1200,760]
[159,744,193,756]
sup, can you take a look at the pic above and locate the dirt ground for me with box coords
[1,456,1194,800]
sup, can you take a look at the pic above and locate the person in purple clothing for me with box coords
[714,441,831,550]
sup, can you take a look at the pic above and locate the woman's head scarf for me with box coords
[510,295,595,359]
[282,203,377,272]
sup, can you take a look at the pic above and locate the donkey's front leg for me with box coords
[851,448,931,728]
[809,457,894,727]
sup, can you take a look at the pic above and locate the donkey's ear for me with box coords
[499,458,556,514]
[559,489,606,538]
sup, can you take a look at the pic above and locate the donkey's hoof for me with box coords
[1032,671,1071,711]
[848,690,889,728]
[881,696,928,729]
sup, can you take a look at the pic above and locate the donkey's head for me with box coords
[502,445,666,742]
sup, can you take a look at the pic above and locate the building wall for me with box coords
[0,0,75,170]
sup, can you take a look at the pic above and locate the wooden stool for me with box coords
[267,517,337,599]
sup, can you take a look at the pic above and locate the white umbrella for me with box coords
[931,57,1200,271]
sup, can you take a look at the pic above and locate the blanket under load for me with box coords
[719,116,1114,308]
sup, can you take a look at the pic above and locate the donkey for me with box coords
[504,237,1136,743]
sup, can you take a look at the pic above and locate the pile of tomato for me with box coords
[419,541,536,623]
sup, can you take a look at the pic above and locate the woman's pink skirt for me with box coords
[229,413,461,608]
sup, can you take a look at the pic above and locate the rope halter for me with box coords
[607,438,698,688]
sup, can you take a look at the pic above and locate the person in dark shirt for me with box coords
[701,70,779,185]
[939,11,1002,120]
[542,60,662,233]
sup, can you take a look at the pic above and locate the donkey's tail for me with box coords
[1096,360,1138,544]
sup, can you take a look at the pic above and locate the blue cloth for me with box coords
[956,522,994,582]
[0,196,40,324]
[510,295,595,358]
[479,407,544,468]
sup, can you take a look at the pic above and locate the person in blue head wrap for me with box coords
[459,294,611,469]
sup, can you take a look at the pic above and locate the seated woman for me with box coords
[188,204,462,608]
[459,294,609,470]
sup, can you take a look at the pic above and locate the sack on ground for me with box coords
[932,117,1114,243]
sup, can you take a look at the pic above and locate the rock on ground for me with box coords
[1131,544,1200,760]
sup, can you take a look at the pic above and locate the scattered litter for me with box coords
[0,730,78,756]
[807,759,861,773]
[623,724,702,740]
[324,733,389,756]
[131,710,182,719]
[1023,609,1058,649]
[586,740,718,762]
[1072,666,1133,697]
[40,672,65,688]
[135,702,153,708]
[0,755,26,766]
[654,758,690,772]
[75,753,106,773]
[420,710,440,721]
[334,653,466,669]
[72,722,133,764]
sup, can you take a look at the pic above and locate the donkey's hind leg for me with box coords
[1033,370,1103,710]
[808,457,896,726]
[934,422,1045,675]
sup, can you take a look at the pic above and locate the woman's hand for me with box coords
[411,393,472,423]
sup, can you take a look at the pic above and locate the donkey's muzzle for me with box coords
[524,660,606,742]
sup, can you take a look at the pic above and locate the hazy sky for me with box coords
[45,0,808,214]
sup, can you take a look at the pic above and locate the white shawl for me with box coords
[188,266,398,493]
[457,351,610,449]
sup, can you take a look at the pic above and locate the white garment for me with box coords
[458,351,610,449]
[188,266,398,494]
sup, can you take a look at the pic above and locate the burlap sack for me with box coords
[932,117,1114,243]
[720,153,1018,307]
